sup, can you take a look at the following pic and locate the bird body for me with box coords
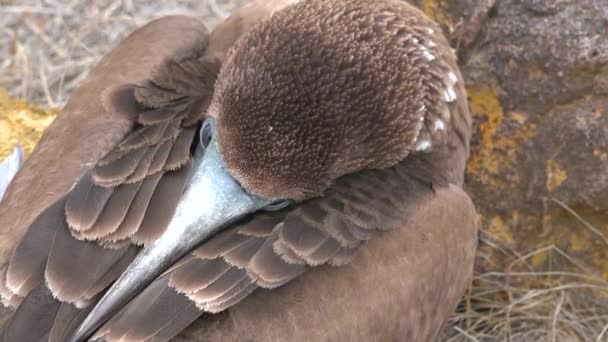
[0,0,477,341]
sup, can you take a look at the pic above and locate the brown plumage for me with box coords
[0,0,476,341]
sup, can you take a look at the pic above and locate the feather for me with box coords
[97,147,130,167]
[170,258,232,294]
[140,301,201,342]
[193,229,251,259]
[301,237,341,266]
[199,277,256,313]
[5,197,68,297]
[100,84,141,121]
[97,275,201,342]
[65,172,114,232]
[118,122,170,151]
[329,246,359,267]
[247,234,305,289]
[49,302,95,342]
[45,223,129,303]
[82,246,139,300]
[279,216,329,256]
[131,161,192,245]
[78,181,142,240]
[2,285,60,342]
[125,144,161,183]
[222,237,265,268]
[138,108,179,126]
[148,140,173,176]
[238,212,287,237]
[92,148,147,187]
[134,80,186,109]
[272,240,306,265]
[102,173,163,243]
[164,127,196,171]
[0,265,22,308]
[189,267,247,303]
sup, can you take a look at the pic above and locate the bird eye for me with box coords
[264,199,292,212]
[200,119,214,149]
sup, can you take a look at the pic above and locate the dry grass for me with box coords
[441,227,608,342]
[0,0,250,107]
[2,1,607,341]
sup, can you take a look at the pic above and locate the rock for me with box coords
[415,0,608,337]
[411,0,608,280]
[460,0,608,277]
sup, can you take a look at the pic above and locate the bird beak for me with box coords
[70,126,275,341]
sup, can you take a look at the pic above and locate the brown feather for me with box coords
[247,234,305,289]
[137,107,180,126]
[5,197,68,298]
[189,267,247,303]
[134,80,186,109]
[202,282,257,314]
[164,127,196,171]
[97,275,201,342]
[279,216,330,256]
[45,223,129,303]
[328,246,359,267]
[221,237,265,268]
[200,277,255,313]
[272,240,305,265]
[169,258,232,294]
[131,161,192,245]
[78,181,142,240]
[193,229,251,259]
[237,212,288,237]
[97,147,130,167]
[92,148,147,186]
[0,265,22,308]
[65,172,114,232]
[125,143,161,183]
[140,301,201,342]
[82,245,139,300]
[101,173,163,243]
[321,214,361,248]
[118,122,170,151]
[100,84,142,121]
[2,285,59,342]
[49,302,95,342]
[147,140,173,175]
[300,237,341,266]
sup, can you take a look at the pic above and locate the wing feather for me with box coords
[44,224,130,303]
[48,302,95,342]
[2,285,59,342]
[97,154,449,341]
[5,198,68,298]
[65,173,114,232]
[131,162,192,245]
[80,182,142,239]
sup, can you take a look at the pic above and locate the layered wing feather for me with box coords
[0,24,221,341]
[95,154,448,341]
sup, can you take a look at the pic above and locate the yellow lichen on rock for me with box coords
[421,0,453,29]
[466,85,536,187]
[545,159,567,192]
[488,215,515,245]
[0,88,58,160]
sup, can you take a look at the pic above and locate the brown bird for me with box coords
[0,0,477,341]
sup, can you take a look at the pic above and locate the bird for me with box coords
[0,0,477,341]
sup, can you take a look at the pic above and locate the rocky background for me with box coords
[1,0,607,340]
